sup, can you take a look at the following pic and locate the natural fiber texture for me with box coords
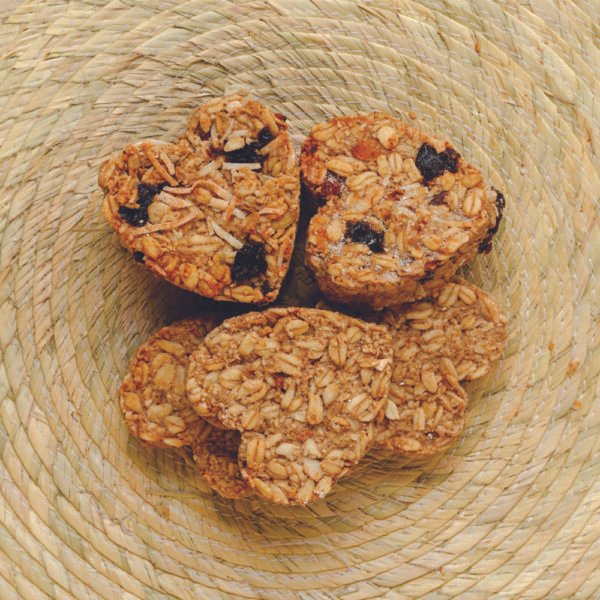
[1,0,599,598]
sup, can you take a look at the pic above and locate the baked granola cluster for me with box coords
[99,94,299,304]
[301,113,503,309]
[107,98,507,506]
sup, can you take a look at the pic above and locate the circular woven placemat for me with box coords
[1,1,599,598]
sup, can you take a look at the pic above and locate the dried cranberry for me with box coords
[257,127,274,146]
[224,128,275,164]
[231,242,268,282]
[346,221,385,253]
[415,143,459,182]
[478,189,505,254]
[274,113,288,121]
[137,183,162,207]
[118,205,149,227]
[225,144,263,164]
[321,170,344,197]
[430,191,447,206]
[133,251,145,262]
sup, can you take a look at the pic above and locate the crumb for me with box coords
[572,400,582,410]
[567,360,580,377]
[548,341,555,351]
[408,111,417,120]
[474,37,481,53]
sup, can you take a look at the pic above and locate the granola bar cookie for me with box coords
[375,279,508,456]
[187,307,393,505]
[301,113,504,309]
[191,424,253,499]
[99,94,300,304]
[119,318,216,447]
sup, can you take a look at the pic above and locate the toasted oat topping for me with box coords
[186,307,392,504]
[191,424,253,499]
[374,279,508,455]
[119,318,217,448]
[301,113,502,308]
[99,94,300,305]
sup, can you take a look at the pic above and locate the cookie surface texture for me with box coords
[119,318,216,448]
[302,113,503,309]
[191,424,253,499]
[375,279,508,455]
[187,307,393,505]
[99,94,300,304]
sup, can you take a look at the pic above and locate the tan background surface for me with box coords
[1,1,599,598]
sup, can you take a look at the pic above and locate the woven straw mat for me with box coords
[1,1,599,598]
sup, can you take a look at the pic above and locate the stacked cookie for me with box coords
[101,94,507,505]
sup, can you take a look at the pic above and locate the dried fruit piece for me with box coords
[345,221,385,253]
[351,138,383,160]
[479,189,506,254]
[231,242,267,282]
[415,143,459,182]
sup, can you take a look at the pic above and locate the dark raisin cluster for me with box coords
[345,221,385,253]
[224,127,274,163]
[231,242,268,282]
[479,189,506,253]
[118,183,163,227]
[415,143,459,182]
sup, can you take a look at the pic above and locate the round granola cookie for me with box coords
[99,93,300,305]
[119,317,217,448]
[187,307,393,505]
[301,112,504,309]
[375,279,508,456]
[191,424,253,499]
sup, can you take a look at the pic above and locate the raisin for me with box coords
[261,280,272,295]
[425,431,439,441]
[224,128,275,164]
[231,242,268,282]
[345,221,385,253]
[305,140,319,155]
[137,183,162,207]
[387,190,405,201]
[133,251,145,262]
[118,205,149,227]
[415,143,460,182]
[478,189,505,254]
[320,170,344,197]
[430,191,447,206]
[225,144,263,164]
[257,127,274,146]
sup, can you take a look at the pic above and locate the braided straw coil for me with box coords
[1,1,599,598]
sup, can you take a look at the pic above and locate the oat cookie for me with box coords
[119,318,216,447]
[301,113,504,309]
[375,279,508,456]
[187,307,393,505]
[99,94,300,305]
[191,424,253,499]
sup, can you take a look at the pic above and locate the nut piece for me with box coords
[301,112,502,309]
[119,317,218,448]
[374,279,508,456]
[191,424,253,499]
[187,307,392,505]
[99,93,300,305]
